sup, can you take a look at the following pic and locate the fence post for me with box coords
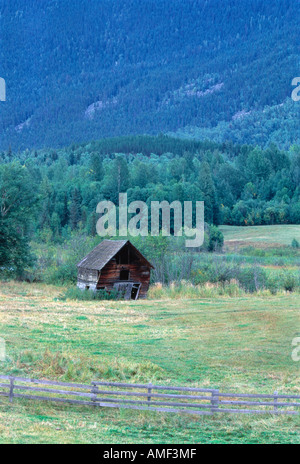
[274,391,278,414]
[91,383,98,406]
[147,382,152,407]
[211,389,219,414]
[9,377,14,403]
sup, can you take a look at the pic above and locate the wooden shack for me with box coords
[77,240,154,300]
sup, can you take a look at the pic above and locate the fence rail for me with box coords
[0,375,299,416]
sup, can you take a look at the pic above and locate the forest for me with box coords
[0,134,299,280]
[1,0,300,149]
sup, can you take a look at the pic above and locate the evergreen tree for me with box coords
[70,188,82,230]
[61,193,69,227]
[90,152,103,181]
[0,162,37,276]
[198,161,219,225]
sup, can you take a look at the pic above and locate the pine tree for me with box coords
[90,152,103,181]
[0,162,37,276]
[198,161,219,224]
[61,193,69,227]
[114,155,129,194]
[70,188,81,230]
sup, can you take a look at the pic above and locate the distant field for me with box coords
[220,225,300,247]
[0,282,299,444]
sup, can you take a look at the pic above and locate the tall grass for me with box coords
[148,280,244,299]
[148,272,300,299]
[4,232,296,300]
[13,349,165,383]
[60,287,118,301]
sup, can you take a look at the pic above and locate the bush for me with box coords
[266,273,279,295]
[45,264,77,285]
[235,266,267,292]
[266,270,300,293]
[282,271,299,292]
[61,287,118,301]
[291,238,300,249]
[208,226,224,252]
[192,260,236,285]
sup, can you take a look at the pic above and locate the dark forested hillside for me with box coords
[0,0,300,150]
[1,135,299,235]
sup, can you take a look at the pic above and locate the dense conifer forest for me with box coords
[1,0,300,149]
[1,134,299,282]
[1,135,299,240]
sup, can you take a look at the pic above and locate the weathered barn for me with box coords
[77,240,154,299]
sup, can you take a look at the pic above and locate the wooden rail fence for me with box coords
[0,375,299,416]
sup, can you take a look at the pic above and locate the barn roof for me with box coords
[77,240,154,270]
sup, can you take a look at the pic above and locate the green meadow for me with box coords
[0,281,299,444]
[220,225,300,247]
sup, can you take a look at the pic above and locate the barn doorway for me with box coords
[131,283,141,300]
[113,282,141,300]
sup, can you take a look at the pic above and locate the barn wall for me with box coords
[77,268,98,291]
[98,259,151,298]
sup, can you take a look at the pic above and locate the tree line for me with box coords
[0,135,299,274]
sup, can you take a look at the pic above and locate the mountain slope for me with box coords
[0,0,299,149]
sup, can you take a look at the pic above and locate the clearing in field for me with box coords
[0,282,299,444]
[220,224,300,249]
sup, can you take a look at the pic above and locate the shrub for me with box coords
[282,271,299,292]
[61,287,118,301]
[208,226,224,252]
[266,273,279,295]
[235,266,267,292]
[45,263,77,285]
[192,259,267,292]
[266,270,300,293]
[291,238,300,249]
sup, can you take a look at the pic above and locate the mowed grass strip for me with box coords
[0,282,299,444]
[220,224,300,247]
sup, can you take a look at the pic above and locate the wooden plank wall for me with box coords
[77,268,98,290]
[98,259,151,298]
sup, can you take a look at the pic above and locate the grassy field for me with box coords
[220,225,300,248]
[0,281,299,444]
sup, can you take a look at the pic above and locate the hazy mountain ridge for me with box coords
[172,98,300,149]
[0,0,299,149]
